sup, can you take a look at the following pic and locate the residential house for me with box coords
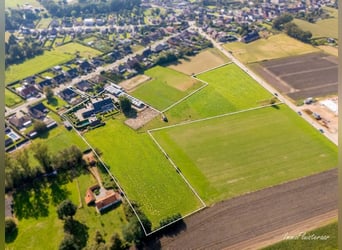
[241,30,260,43]
[8,114,32,130]
[66,68,79,79]
[76,80,93,92]
[95,191,121,213]
[17,85,39,99]
[82,98,115,119]
[28,102,49,119]
[59,88,78,102]
[37,78,53,91]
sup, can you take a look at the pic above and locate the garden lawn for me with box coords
[84,118,203,229]
[144,63,273,129]
[131,66,203,110]
[33,112,89,154]
[43,96,68,112]
[262,221,337,250]
[6,173,126,249]
[152,105,337,204]
[5,89,24,107]
[224,34,319,64]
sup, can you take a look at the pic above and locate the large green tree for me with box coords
[57,200,77,220]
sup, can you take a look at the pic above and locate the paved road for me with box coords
[193,24,337,146]
[155,168,337,250]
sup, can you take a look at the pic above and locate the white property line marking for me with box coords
[147,130,207,207]
[60,113,150,236]
[161,62,232,114]
[149,102,284,133]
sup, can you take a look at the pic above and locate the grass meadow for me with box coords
[131,66,204,110]
[294,7,338,39]
[84,118,203,229]
[5,89,24,107]
[152,105,337,204]
[6,173,127,249]
[144,63,273,129]
[5,52,74,85]
[5,42,101,85]
[167,48,230,75]
[262,221,337,250]
[223,34,319,64]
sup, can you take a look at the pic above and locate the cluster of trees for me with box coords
[272,13,293,30]
[122,201,151,247]
[284,22,312,43]
[159,213,182,227]
[5,9,39,31]
[5,144,85,191]
[272,13,312,43]
[57,200,90,250]
[41,0,141,18]
[119,96,132,115]
[6,35,44,68]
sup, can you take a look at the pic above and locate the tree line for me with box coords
[272,13,312,43]
[5,143,85,191]
[40,0,141,18]
[6,34,44,68]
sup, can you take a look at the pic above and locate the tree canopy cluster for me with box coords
[5,35,44,68]
[284,22,312,43]
[5,144,85,191]
[41,0,141,18]
[272,13,293,30]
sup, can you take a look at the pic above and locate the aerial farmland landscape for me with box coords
[4,0,338,249]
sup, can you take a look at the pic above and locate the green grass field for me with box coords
[144,63,273,129]
[5,42,101,85]
[54,42,103,59]
[152,105,337,204]
[224,34,319,64]
[6,173,127,250]
[32,112,88,154]
[263,221,337,250]
[294,17,338,39]
[84,118,203,228]
[131,66,204,110]
[5,89,24,107]
[43,97,68,112]
[5,51,74,85]
[294,6,338,39]
[5,0,43,8]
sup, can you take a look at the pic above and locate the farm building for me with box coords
[95,191,122,214]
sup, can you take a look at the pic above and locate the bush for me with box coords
[5,217,17,235]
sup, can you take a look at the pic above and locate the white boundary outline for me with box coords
[60,60,278,236]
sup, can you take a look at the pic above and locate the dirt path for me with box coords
[156,168,337,250]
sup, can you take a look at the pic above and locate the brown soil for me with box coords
[119,75,151,92]
[252,53,338,101]
[151,168,337,250]
[124,107,160,130]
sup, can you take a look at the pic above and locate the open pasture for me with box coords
[253,52,338,100]
[5,51,74,85]
[152,105,337,204]
[167,48,230,75]
[294,6,338,39]
[84,118,203,229]
[131,66,203,110]
[144,63,273,129]
[224,34,319,64]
